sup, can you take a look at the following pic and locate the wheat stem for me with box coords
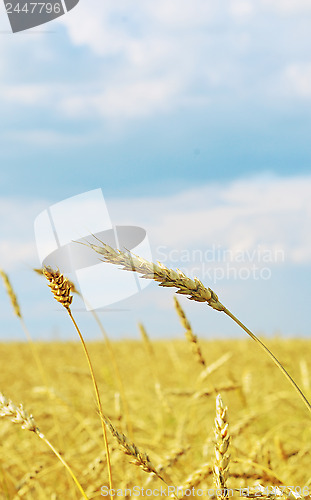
[89,307,133,438]
[222,307,311,414]
[43,267,114,500]
[67,309,114,499]
[35,267,133,439]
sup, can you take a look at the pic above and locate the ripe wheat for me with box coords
[86,239,311,416]
[213,394,230,499]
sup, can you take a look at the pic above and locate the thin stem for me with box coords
[36,431,89,500]
[67,309,114,500]
[222,307,311,414]
[89,307,133,438]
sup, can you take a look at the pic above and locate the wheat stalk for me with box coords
[213,394,230,499]
[0,392,88,499]
[86,239,311,416]
[35,267,133,439]
[42,266,113,500]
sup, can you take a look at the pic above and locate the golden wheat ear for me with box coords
[213,394,230,499]
[43,267,73,309]
[174,296,206,368]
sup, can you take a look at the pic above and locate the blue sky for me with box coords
[0,0,310,341]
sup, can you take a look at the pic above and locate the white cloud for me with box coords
[60,77,180,118]
[283,63,311,98]
[229,0,254,20]
[107,174,311,266]
[260,0,311,14]
[4,128,91,146]
[1,0,311,123]
[0,198,48,271]
[1,175,310,275]
[1,175,310,339]
[59,0,218,57]
[0,84,51,105]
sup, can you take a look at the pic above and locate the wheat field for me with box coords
[1,251,311,499]
[1,335,311,498]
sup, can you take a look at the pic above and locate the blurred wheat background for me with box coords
[1,313,311,498]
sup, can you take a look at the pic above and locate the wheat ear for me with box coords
[174,296,206,367]
[85,239,217,304]
[0,269,21,317]
[43,267,113,500]
[86,240,311,416]
[104,417,177,497]
[138,322,170,412]
[213,394,230,499]
[0,392,88,499]
[13,464,43,499]
[0,269,47,380]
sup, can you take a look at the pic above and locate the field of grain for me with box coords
[1,334,311,499]
[1,248,311,500]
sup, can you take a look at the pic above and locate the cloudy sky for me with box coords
[0,0,310,341]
